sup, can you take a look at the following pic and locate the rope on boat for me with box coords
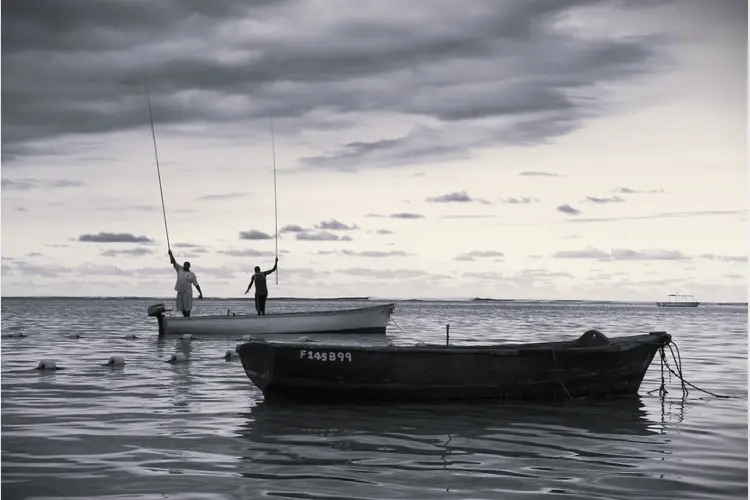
[648,340,732,399]
[389,317,408,335]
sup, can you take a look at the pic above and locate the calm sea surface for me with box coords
[1,298,747,500]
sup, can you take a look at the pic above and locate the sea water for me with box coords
[1,298,747,500]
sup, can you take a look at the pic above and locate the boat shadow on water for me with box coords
[233,397,676,474]
[240,396,660,441]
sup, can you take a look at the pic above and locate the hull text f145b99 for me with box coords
[236,329,672,403]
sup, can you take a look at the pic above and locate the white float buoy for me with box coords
[224,350,239,360]
[36,359,58,370]
[182,334,194,342]
[124,333,137,340]
[103,355,125,367]
[415,342,426,347]
[297,335,313,343]
[167,352,187,363]
[386,340,395,347]
[241,335,255,342]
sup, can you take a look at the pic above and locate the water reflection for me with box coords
[230,398,676,498]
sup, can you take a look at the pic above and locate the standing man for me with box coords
[169,249,203,317]
[245,257,278,315]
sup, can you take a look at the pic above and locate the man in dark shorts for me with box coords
[244,257,278,315]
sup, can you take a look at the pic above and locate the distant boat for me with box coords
[656,294,700,308]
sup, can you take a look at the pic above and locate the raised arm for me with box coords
[263,257,279,276]
[245,275,255,295]
[168,249,178,269]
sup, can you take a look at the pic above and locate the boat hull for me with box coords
[656,302,700,307]
[149,303,396,337]
[237,331,672,403]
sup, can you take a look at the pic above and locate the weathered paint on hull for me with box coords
[238,331,671,403]
[155,303,395,337]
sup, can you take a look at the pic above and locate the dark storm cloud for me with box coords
[315,219,358,230]
[78,232,154,243]
[584,195,625,203]
[2,178,83,190]
[297,231,353,241]
[239,230,273,240]
[426,190,490,204]
[3,0,674,166]
[557,204,581,215]
[101,248,154,257]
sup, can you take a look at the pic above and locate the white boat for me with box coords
[656,294,700,308]
[147,302,396,337]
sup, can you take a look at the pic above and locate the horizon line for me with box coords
[0,295,746,305]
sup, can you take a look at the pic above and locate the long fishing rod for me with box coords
[271,118,279,285]
[144,76,171,252]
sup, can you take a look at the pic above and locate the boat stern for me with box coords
[147,303,167,336]
[237,341,275,391]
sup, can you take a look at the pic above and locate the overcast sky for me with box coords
[1,0,747,301]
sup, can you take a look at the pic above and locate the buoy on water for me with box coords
[182,334,194,342]
[69,333,82,339]
[241,335,255,342]
[224,350,239,361]
[36,359,59,370]
[124,333,137,340]
[103,355,125,367]
[167,352,187,364]
[4,332,27,338]
[297,336,313,343]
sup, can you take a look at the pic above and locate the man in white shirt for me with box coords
[168,249,203,317]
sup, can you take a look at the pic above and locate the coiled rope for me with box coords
[648,340,732,399]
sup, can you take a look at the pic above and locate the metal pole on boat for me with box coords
[271,118,279,285]
[446,324,450,346]
[143,72,171,251]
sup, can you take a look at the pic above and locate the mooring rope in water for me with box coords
[389,317,408,335]
[648,340,732,399]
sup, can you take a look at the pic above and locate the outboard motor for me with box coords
[147,303,167,336]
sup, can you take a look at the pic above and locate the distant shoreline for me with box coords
[0,296,746,306]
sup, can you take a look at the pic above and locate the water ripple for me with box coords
[2,298,747,500]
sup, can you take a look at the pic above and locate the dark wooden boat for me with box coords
[236,329,672,403]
